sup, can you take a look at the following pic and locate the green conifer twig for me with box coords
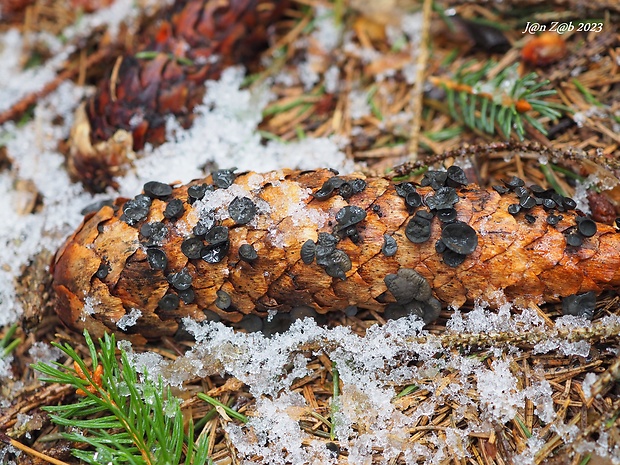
[431,62,569,140]
[32,331,211,465]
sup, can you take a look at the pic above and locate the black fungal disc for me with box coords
[229,197,257,225]
[167,268,193,291]
[382,234,398,257]
[542,198,556,210]
[164,199,185,219]
[141,221,167,242]
[525,214,536,224]
[335,205,367,230]
[566,233,583,247]
[313,177,344,200]
[121,195,152,225]
[201,241,230,264]
[158,294,180,311]
[416,210,434,221]
[405,191,422,210]
[562,197,577,210]
[239,314,263,332]
[181,238,204,259]
[238,244,258,262]
[446,165,468,187]
[95,263,110,279]
[384,268,431,305]
[405,214,432,244]
[395,182,417,197]
[435,239,446,253]
[187,183,209,202]
[215,290,232,310]
[315,233,338,264]
[492,185,509,194]
[577,218,597,237]
[322,249,352,281]
[436,208,457,223]
[441,222,478,255]
[547,214,560,225]
[423,297,442,324]
[212,169,236,189]
[514,186,528,198]
[300,239,316,264]
[350,179,367,194]
[338,182,353,199]
[179,288,195,304]
[384,303,409,321]
[193,212,216,237]
[508,204,521,215]
[143,181,173,199]
[147,248,168,270]
[206,226,229,245]
[504,176,525,188]
[426,187,459,210]
[519,195,536,210]
[562,291,596,320]
[421,171,448,189]
[442,249,467,267]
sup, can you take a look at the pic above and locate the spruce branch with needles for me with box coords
[32,331,211,465]
[430,62,569,140]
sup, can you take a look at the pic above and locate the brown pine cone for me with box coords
[51,168,620,343]
[68,0,289,192]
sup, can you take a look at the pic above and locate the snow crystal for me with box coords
[0,355,13,380]
[115,308,142,331]
[28,342,62,365]
[348,90,371,119]
[323,65,340,93]
[119,67,353,197]
[581,372,598,400]
[524,378,556,423]
[311,6,343,52]
[476,359,523,423]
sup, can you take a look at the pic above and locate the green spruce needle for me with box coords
[1,324,21,359]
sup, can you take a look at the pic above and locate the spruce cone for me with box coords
[69,0,289,192]
[52,168,620,343]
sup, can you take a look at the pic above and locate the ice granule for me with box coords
[524,379,556,423]
[581,372,598,400]
[116,308,142,331]
[311,6,343,52]
[28,342,62,365]
[298,59,321,90]
[348,90,371,119]
[476,359,523,423]
[0,443,21,464]
[0,355,14,380]
[324,65,340,93]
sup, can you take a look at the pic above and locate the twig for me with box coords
[406,0,433,162]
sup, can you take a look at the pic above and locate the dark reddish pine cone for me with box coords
[68,0,290,192]
[52,168,620,344]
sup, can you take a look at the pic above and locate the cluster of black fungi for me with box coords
[493,175,599,248]
[116,169,261,314]
[493,174,609,320]
[395,166,479,267]
[105,167,610,330]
